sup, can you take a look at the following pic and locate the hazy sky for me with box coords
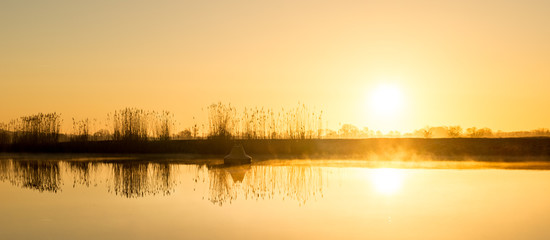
[1,0,549,133]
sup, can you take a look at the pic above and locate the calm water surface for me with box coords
[1,154,550,240]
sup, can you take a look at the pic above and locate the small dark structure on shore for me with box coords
[224,144,252,165]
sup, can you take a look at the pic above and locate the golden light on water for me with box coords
[370,168,405,195]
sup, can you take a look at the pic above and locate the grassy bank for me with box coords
[2,138,550,160]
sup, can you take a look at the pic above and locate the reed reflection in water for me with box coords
[108,162,179,198]
[0,157,327,205]
[206,165,326,205]
[0,159,62,192]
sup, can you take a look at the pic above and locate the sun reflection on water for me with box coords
[370,168,405,195]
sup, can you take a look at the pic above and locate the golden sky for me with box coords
[1,0,549,133]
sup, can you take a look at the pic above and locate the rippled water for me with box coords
[1,154,550,240]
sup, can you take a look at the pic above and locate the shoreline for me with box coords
[1,138,550,161]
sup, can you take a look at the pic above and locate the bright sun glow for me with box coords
[369,84,403,117]
[370,168,405,195]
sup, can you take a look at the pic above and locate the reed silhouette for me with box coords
[107,108,177,141]
[71,118,90,142]
[207,102,323,140]
[0,122,9,149]
[110,108,150,141]
[154,111,175,141]
[6,113,62,145]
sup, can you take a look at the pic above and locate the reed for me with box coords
[110,108,150,141]
[207,102,236,139]
[0,122,9,146]
[71,118,90,142]
[108,108,177,141]
[209,102,324,140]
[152,111,175,141]
[10,113,62,145]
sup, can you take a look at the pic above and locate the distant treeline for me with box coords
[1,103,550,148]
[334,125,550,138]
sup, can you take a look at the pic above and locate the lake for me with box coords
[1,154,550,240]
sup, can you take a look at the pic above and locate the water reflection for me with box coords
[3,157,550,240]
[0,159,62,192]
[370,168,405,195]
[207,165,326,205]
[65,161,98,187]
[108,162,178,198]
[0,157,326,205]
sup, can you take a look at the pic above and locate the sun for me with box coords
[369,84,403,117]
